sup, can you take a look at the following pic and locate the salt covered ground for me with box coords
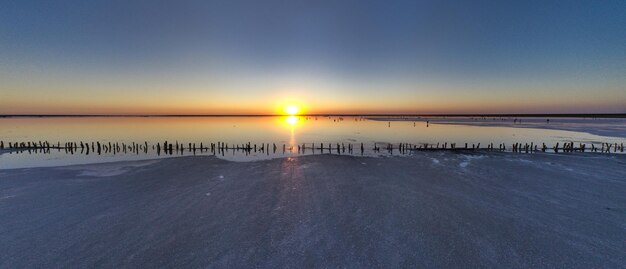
[1,153,625,268]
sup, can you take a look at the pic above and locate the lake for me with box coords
[1,116,624,168]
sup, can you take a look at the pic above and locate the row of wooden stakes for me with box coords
[1,140,623,156]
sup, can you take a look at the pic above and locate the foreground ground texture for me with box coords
[1,152,625,268]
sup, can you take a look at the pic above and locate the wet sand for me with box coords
[1,153,625,268]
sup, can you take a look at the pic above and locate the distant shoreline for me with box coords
[1,113,625,118]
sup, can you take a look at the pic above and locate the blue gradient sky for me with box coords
[1,0,625,114]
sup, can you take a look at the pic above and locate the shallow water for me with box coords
[375,116,626,138]
[0,116,624,168]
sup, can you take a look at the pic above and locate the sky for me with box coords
[1,0,625,115]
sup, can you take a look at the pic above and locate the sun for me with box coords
[285,105,299,115]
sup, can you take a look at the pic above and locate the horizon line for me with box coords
[1,113,625,118]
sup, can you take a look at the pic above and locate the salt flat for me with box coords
[0,153,625,268]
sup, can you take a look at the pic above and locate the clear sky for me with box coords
[1,0,625,115]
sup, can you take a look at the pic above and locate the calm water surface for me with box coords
[0,116,624,168]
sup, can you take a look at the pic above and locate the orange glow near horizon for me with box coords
[1,89,625,115]
[271,98,309,116]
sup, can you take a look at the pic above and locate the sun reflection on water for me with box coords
[284,116,299,147]
[286,116,298,126]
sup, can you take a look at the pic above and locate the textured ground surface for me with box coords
[1,152,625,268]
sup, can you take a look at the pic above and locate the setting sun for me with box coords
[285,105,299,115]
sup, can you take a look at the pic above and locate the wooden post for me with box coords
[554,142,559,153]
[525,143,529,153]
